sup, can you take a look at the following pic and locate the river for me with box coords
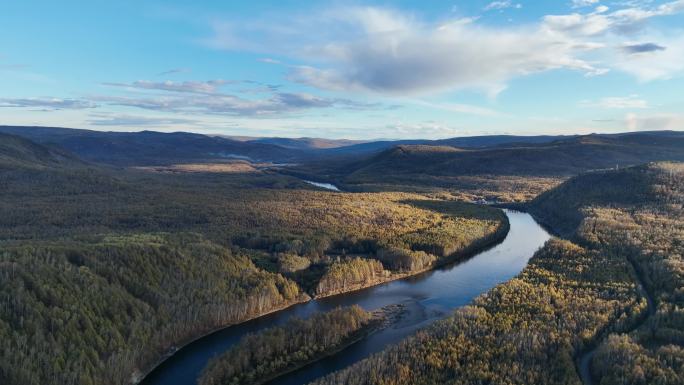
[141,209,550,385]
[303,180,341,191]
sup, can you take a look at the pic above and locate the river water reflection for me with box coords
[142,210,550,385]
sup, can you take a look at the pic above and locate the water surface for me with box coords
[303,181,341,191]
[142,210,550,385]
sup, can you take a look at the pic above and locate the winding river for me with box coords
[141,209,551,385]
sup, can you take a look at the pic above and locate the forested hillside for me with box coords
[346,134,684,179]
[0,125,577,165]
[293,132,684,203]
[0,126,302,166]
[0,135,506,385]
[0,133,84,170]
[530,162,684,384]
[199,306,374,385]
[313,162,683,385]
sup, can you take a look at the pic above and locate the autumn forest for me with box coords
[0,128,683,385]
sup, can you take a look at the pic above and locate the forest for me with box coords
[2,131,682,385]
[312,162,683,385]
[3,0,684,381]
[199,306,374,385]
[531,162,684,384]
[0,134,506,385]
[289,132,684,203]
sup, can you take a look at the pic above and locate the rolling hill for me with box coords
[278,131,684,202]
[0,132,85,170]
[0,126,304,166]
[319,134,575,157]
[347,133,684,178]
[0,126,577,166]
[312,162,684,385]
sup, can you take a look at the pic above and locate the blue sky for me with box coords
[1,0,683,139]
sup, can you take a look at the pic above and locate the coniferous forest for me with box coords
[199,306,374,385]
[1,126,683,385]
[4,1,684,383]
[312,162,684,385]
[0,133,506,385]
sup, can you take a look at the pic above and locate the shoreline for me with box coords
[231,304,406,385]
[135,211,510,385]
[132,295,311,385]
[313,216,510,300]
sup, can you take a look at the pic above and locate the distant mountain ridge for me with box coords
[342,132,684,179]
[322,134,578,156]
[278,131,684,196]
[0,132,85,170]
[0,126,303,166]
[1,125,682,170]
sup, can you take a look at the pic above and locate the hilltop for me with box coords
[344,132,684,179]
[528,162,683,236]
[0,132,85,170]
[284,131,684,202]
[0,126,303,166]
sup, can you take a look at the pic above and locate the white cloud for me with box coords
[595,5,610,14]
[103,80,235,94]
[0,97,96,110]
[580,95,649,109]
[484,1,522,11]
[572,0,600,9]
[92,91,380,116]
[625,112,684,131]
[384,121,465,139]
[541,12,612,36]
[281,9,606,95]
[87,114,199,127]
[410,100,500,116]
[203,3,684,97]
[259,58,281,64]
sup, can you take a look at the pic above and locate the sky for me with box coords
[0,0,683,140]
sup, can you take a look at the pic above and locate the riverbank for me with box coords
[140,209,541,385]
[313,214,510,299]
[132,294,311,385]
[137,217,509,384]
[257,304,407,384]
[198,304,405,385]
[135,216,508,385]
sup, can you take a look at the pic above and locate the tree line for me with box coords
[199,306,372,385]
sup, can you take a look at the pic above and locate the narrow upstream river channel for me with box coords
[141,209,551,385]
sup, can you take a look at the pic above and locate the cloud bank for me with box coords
[0,97,96,110]
[205,2,684,96]
[93,84,379,116]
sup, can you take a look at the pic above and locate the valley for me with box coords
[4,3,684,384]
[0,130,506,385]
[142,210,548,385]
[0,126,682,385]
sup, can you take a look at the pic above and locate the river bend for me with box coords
[142,209,551,385]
